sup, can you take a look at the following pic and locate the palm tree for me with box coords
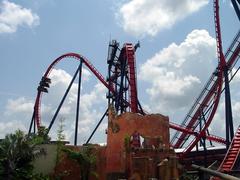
[0,130,44,180]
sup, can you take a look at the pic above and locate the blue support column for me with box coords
[231,0,240,21]
[28,110,35,135]
[48,63,82,133]
[224,66,234,149]
[74,61,83,146]
[85,108,108,144]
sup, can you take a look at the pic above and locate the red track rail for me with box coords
[171,29,240,148]
[34,53,112,129]
[34,44,140,129]
[174,0,226,157]
[124,44,138,113]
[170,122,226,145]
[211,126,240,180]
[173,77,220,148]
[219,126,240,172]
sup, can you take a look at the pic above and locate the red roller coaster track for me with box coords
[124,43,138,113]
[34,44,140,129]
[32,0,240,159]
[170,0,240,157]
[34,53,112,128]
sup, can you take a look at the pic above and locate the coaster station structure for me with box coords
[29,0,240,171]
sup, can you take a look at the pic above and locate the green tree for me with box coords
[0,130,44,180]
[63,145,98,180]
[57,117,65,142]
[28,126,51,145]
[56,117,66,164]
[38,126,51,144]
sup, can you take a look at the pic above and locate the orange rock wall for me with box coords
[53,110,171,179]
[106,111,170,174]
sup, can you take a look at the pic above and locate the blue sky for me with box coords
[0,0,239,145]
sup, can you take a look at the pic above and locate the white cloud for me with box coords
[0,121,27,138]
[0,0,39,33]
[116,0,208,37]
[5,97,34,115]
[231,68,240,84]
[232,102,240,122]
[139,29,216,115]
[208,101,225,136]
[0,97,33,138]
[82,68,92,81]
[209,98,240,139]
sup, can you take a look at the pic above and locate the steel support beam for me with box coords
[115,55,127,113]
[47,63,82,133]
[231,0,240,21]
[224,66,234,149]
[74,61,83,146]
[28,110,35,135]
[85,108,108,144]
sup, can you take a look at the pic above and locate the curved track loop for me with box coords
[34,53,112,129]
[177,0,226,157]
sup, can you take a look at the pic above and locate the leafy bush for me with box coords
[62,145,98,180]
[0,130,45,180]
